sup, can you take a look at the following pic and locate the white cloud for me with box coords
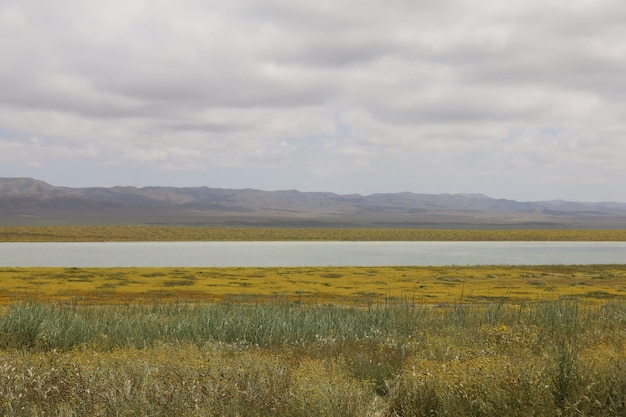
[1,0,626,201]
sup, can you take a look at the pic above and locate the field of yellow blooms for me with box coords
[1,264,625,306]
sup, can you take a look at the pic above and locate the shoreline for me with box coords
[3,225,626,242]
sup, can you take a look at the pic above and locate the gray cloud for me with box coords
[1,0,626,201]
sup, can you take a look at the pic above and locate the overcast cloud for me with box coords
[1,0,625,201]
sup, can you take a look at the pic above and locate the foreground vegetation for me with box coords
[3,225,626,241]
[0,300,624,416]
[1,263,624,415]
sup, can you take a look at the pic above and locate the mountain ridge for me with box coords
[2,177,626,228]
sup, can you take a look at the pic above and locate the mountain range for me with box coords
[2,177,626,228]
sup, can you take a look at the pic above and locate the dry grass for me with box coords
[3,225,626,241]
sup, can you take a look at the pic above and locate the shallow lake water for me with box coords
[1,241,625,267]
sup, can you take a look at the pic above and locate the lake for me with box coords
[1,241,625,267]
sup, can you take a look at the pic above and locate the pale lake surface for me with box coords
[0,241,625,267]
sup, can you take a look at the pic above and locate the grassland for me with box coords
[0,299,624,416]
[1,226,625,416]
[0,266,624,415]
[3,225,626,241]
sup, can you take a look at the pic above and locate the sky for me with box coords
[1,0,625,202]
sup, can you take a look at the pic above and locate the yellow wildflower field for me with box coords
[1,264,624,306]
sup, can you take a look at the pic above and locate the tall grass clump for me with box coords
[0,301,430,350]
[0,345,373,417]
[385,300,626,417]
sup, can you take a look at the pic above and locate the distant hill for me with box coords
[2,177,626,228]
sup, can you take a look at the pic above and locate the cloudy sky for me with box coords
[1,0,625,202]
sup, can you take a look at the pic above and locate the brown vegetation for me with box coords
[2,225,626,241]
